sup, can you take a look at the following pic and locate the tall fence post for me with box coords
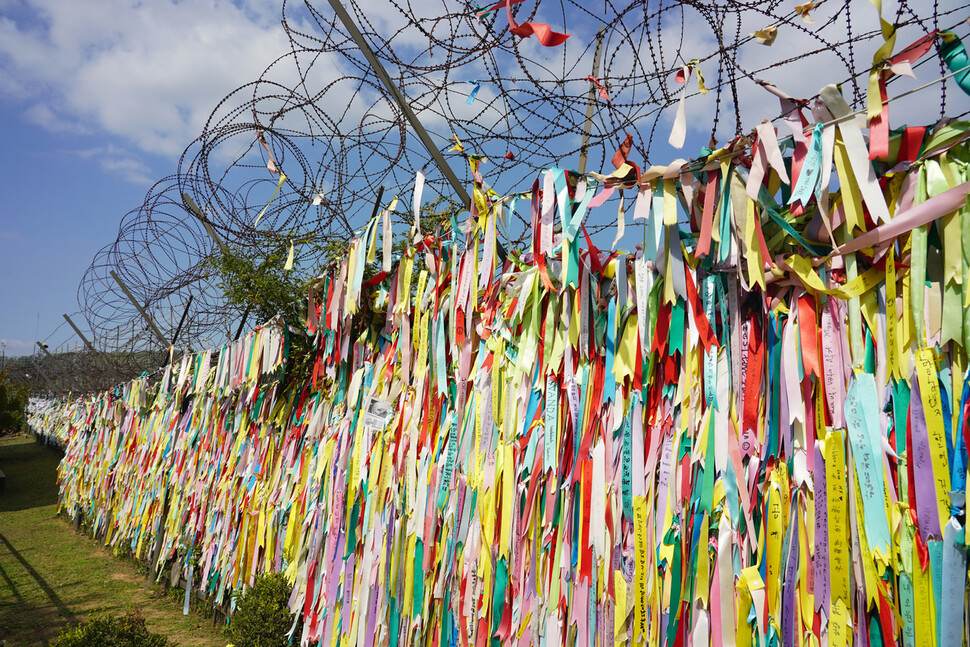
[170,296,194,351]
[62,314,99,356]
[325,0,508,261]
[110,270,171,349]
[578,26,607,174]
[182,193,229,253]
[326,0,470,207]
[31,357,58,395]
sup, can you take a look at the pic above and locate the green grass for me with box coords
[0,434,227,646]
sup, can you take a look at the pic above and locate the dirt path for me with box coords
[0,434,226,646]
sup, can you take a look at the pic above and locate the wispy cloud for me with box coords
[69,144,155,185]
[0,338,34,356]
[0,0,292,158]
[97,154,155,186]
[0,230,22,240]
[664,0,970,150]
[1,0,964,188]
[22,103,91,135]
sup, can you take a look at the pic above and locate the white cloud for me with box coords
[0,338,34,356]
[3,0,962,198]
[98,154,156,186]
[668,0,970,151]
[68,144,155,185]
[23,102,90,134]
[0,0,293,158]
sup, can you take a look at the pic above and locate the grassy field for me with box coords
[0,434,227,646]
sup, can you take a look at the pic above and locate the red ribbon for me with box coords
[797,294,821,379]
[683,267,719,352]
[479,0,569,46]
[585,75,610,102]
[696,170,719,258]
[898,126,927,162]
[612,132,634,170]
[870,31,941,160]
[741,311,764,454]
[610,132,641,180]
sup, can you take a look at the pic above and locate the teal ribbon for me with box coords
[941,32,970,96]
[718,168,733,263]
[758,185,832,256]
[789,124,823,206]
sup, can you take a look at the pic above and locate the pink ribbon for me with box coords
[478,0,569,47]
[839,179,970,254]
[585,75,610,102]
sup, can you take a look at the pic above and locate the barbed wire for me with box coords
[62,0,968,391]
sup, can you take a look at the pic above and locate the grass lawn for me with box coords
[0,433,227,646]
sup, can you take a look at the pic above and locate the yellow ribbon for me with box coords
[253,173,287,227]
[785,254,882,299]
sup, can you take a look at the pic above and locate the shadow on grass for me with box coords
[0,434,63,512]
[0,436,227,646]
[0,530,78,625]
[0,557,24,603]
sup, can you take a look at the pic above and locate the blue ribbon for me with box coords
[465,80,481,105]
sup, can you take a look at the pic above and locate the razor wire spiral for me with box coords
[73,0,968,384]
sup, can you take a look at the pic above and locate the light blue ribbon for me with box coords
[465,80,482,105]
[789,123,823,206]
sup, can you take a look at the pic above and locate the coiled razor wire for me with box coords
[72,0,969,385]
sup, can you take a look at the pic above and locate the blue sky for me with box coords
[1,0,967,358]
[0,0,289,357]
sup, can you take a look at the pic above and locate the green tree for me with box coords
[207,199,460,329]
[225,572,299,647]
[0,369,28,435]
[206,241,310,325]
[316,196,459,270]
[49,611,173,647]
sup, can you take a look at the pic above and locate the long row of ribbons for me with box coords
[30,75,970,647]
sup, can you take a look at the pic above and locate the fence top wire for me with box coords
[65,0,969,390]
